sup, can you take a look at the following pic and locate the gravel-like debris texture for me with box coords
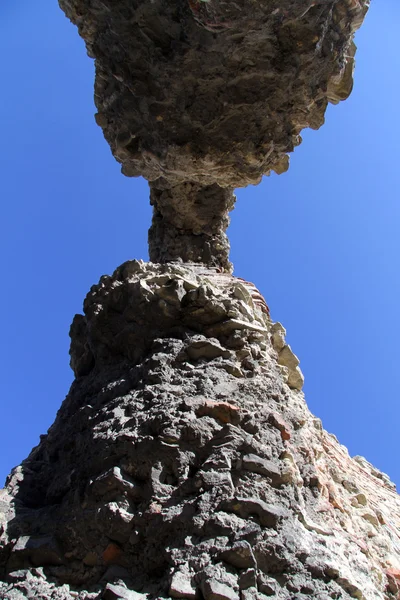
[1,262,400,600]
[57,0,369,270]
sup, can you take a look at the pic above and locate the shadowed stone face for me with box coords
[58,0,369,268]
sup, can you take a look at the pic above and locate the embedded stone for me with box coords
[277,346,298,369]
[361,511,380,528]
[386,569,400,595]
[270,323,286,353]
[198,470,234,493]
[83,552,98,566]
[242,455,282,486]
[9,536,63,568]
[186,339,231,361]
[238,569,257,591]
[220,362,244,378]
[102,543,123,564]
[220,541,256,570]
[268,413,292,441]
[241,589,272,600]
[287,366,305,391]
[169,571,197,599]
[90,467,141,499]
[206,319,268,338]
[277,346,304,390]
[196,401,241,425]
[96,502,135,543]
[103,583,146,600]
[221,498,289,528]
[257,574,279,597]
[201,579,239,600]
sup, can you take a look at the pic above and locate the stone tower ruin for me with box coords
[3,1,400,599]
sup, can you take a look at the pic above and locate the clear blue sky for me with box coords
[1,1,399,488]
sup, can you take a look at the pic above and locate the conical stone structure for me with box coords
[1,262,400,599]
[3,1,400,599]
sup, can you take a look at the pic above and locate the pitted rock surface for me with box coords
[57,0,369,269]
[1,263,400,600]
[58,0,369,187]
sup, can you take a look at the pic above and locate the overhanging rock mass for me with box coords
[59,0,369,270]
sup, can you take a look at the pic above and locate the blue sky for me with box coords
[1,1,399,488]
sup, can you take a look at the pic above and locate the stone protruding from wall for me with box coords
[148,183,235,272]
[1,262,400,600]
[57,0,370,268]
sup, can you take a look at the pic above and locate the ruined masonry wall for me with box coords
[1,262,400,600]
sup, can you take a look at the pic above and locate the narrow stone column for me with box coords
[148,182,235,272]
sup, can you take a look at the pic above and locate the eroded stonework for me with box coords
[59,0,369,187]
[1,263,400,600]
[2,2,393,599]
[57,0,369,269]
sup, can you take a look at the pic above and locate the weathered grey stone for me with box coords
[198,470,234,493]
[0,9,383,600]
[0,571,74,600]
[169,571,197,600]
[241,455,282,486]
[238,569,257,591]
[240,589,273,600]
[201,579,239,600]
[103,583,145,600]
[95,502,135,543]
[186,339,231,361]
[257,574,279,597]
[0,588,28,600]
[90,467,141,500]
[220,541,256,570]
[221,498,289,529]
[8,536,63,569]
[149,183,235,271]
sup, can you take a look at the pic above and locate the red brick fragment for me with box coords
[386,569,400,596]
[387,568,400,581]
[102,542,122,564]
[268,413,291,441]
